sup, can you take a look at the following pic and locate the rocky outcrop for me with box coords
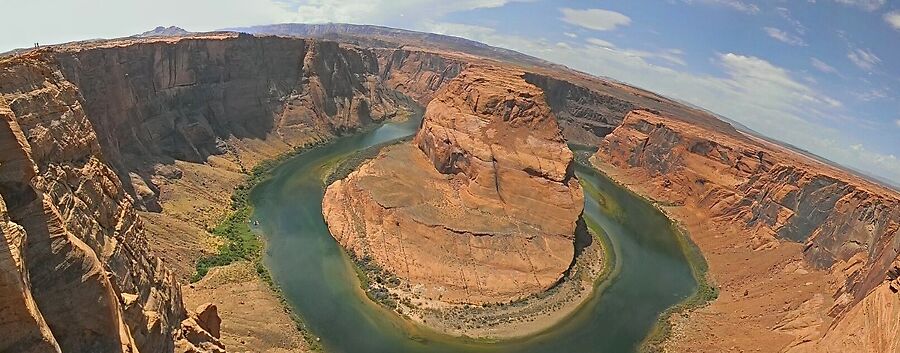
[175,304,225,353]
[0,101,59,352]
[51,35,417,210]
[523,73,634,145]
[592,109,900,348]
[0,33,473,352]
[323,66,584,304]
[0,50,223,352]
[375,48,465,103]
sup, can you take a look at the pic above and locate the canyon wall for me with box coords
[375,48,465,103]
[0,34,465,353]
[323,66,584,304]
[4,31,896,352]
[0,53,225,353]
[523,73,634,145]
[52,35,426,210]
[592,110,900,349]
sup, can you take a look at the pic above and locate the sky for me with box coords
[1,0,898,186]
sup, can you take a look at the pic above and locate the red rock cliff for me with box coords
[0,33,471,353]
[0,52,227,352]
[323,66,584,304]
[593,110,900,341]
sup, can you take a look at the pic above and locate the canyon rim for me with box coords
[0,18,897,353]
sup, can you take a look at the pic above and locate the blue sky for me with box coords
[1,0,898,186]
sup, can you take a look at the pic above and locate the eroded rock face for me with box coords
[323,67,584,304]
[523,73,634,145]
[0,52,221,352]
[0,102,60,352]
[593,109,900,344]
[175,304,225,353]
[0,34,473,352]
[375,48,464,103]
[52,35,419,210]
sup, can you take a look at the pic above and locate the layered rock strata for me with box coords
[592,109,900,351]
[0,33,470,352]
[323,67,584,304]
[3,29,897,353]
[0,53,223,352]
[0,33,474,352]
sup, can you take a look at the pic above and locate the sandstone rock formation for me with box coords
[175,304,225,353]
[0,103,59,352]
[2,27,897,353]
[53,35,416,209]
[0,50,223,352]
[0,33,470,352]
[592,109,900,351]
[323,67,584,304]
[376,49,464,103]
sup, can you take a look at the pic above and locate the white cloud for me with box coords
[775,7,807,34]
[885,11,900,30]
[853,89,888,101]
[422,23,900,185]
[586,38,615,48]
[811,58,838,74]
[290,0,530,25]
[895,119,900,128]
[563,32,578,38]
[584,38,685,66]
[559,8,631,31]
[763,27,806,46]
[847,48,881,70]
[680,0,760,14]
[833,0,885,11]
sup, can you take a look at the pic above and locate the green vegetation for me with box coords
[582,217,618,290]
[191,206,260,282]
[189,141,327,352]
[190,142,316,283]
[352,253,403,309]
[323,135,413,185]
[325,137,413,311]
[188,106,420,352]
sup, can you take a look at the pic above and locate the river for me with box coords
[249,115,699,353]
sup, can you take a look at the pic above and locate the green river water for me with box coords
[249,115,700,353]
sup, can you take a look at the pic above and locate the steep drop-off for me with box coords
[2,29,897,353]
[0,33,465,353]
[52,34,430,210]
[0,54,222,353]
[323,66,584,305]
[592,109,900,352]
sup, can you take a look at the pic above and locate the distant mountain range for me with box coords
[223,23,568,71]
[136,26,191,37]
[222,23,898,191]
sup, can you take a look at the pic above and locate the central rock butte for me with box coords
[322,66,585,304]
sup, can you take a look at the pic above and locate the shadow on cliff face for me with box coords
[573,217,594,262]
[48,37,430,210]
[523,72,629,146]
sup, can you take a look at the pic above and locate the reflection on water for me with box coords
[250,116,698,353]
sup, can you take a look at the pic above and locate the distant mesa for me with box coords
[136,26,191,37]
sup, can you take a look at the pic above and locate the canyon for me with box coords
[593,110,900,352]
[323,66,584,306]
[0,27,897,353]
